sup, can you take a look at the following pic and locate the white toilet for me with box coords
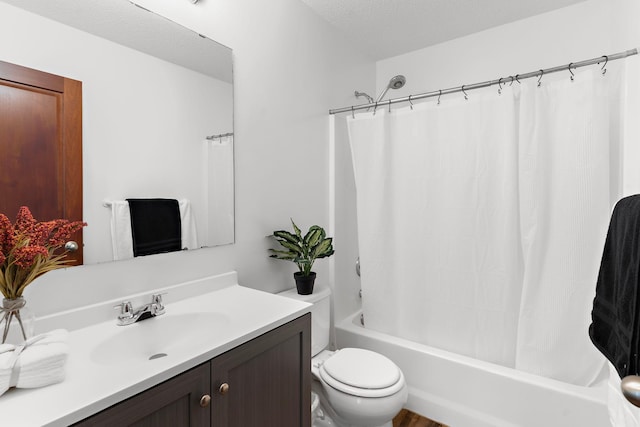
[279,286,408,427]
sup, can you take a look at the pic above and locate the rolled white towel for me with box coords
[0,344,15,397]
[12,329,68,389]
[14,344,68,389]
[0,329,69,396]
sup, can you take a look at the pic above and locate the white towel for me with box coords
[110,201,133,261]
[178,199,198,251]
[0,344,15,396]
[110,199,198,260]
[0,329,69,397]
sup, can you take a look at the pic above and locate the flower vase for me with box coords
[1,297,35,344]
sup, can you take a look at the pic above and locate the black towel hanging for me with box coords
[590,195,640,378]
[127,198,182,257]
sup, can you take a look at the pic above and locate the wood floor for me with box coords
[393,409,448,427]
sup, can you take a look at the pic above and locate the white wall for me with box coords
[0,0,375,317]
[332,0,640,323]
[376,0,639,99]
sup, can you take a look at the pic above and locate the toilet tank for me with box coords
[278,285,331,356]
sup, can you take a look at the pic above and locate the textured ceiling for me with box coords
[299,0,587,60]
[0,0,232,82]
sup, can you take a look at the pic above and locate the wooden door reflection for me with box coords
[0,61,83,264]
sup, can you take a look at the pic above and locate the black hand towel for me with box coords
[590,194,640,379]
[127,198,182,257]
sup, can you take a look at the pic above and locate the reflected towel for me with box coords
[127,198,182,257]
[0,329,69,397]
[179,199,198,251]
[110,199,198,260]
[110,201,133,261]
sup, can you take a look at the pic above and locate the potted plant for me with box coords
[269,219,334,295]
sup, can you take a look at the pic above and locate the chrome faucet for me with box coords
[114,293,166,326]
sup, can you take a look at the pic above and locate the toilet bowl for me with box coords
[313,348,408,427]
[278,286,408,427]
[312,390,336,427]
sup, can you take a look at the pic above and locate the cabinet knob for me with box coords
[65,241,79,252]
[219,383,229,395]
[200,394,211,408]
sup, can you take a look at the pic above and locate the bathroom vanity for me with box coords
[74,314,310,426]
[0,272,311,427]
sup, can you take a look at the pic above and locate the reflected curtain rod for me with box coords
[329,48,638,115]
[206,132,234,140]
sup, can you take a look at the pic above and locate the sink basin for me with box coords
[90,312,230,366]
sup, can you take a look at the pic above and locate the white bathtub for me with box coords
[335,311,610,427]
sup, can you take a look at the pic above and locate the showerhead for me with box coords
[376,75,406,102]
[388,75,406,89]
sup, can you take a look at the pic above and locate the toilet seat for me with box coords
[319,348,405,398]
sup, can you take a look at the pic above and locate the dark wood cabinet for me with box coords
[75,363,210,427]
[212,313,311,427]
[74,314,310,427]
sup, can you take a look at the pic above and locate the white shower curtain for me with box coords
[347,63,632,386]
[515,70,614,384]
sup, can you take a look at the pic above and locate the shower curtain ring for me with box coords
[537,69,544,87]
[388,99,392,113]
[437,90,442,105]
[509,76,514,86]
[600,55,608,75]
[373,101,378,115]
[498,78,503,95]
[515,74,522,84]
[568,63,575,81]
[351,105,355,119]
[408,95,414,110]
[462,85,468,100]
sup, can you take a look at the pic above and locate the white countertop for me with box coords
[0,273,311,426]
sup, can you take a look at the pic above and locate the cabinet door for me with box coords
[73,363,211,427]
[211,313,311,427]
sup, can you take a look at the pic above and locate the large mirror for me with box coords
[0,0,234,264]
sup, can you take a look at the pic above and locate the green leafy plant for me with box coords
[269,219,334,277]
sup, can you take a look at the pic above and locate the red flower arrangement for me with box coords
[0,207,86,299]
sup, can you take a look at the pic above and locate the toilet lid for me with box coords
[322,348,401,390]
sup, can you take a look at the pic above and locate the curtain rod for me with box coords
[329,48,638,115]
[206,132,233,140]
